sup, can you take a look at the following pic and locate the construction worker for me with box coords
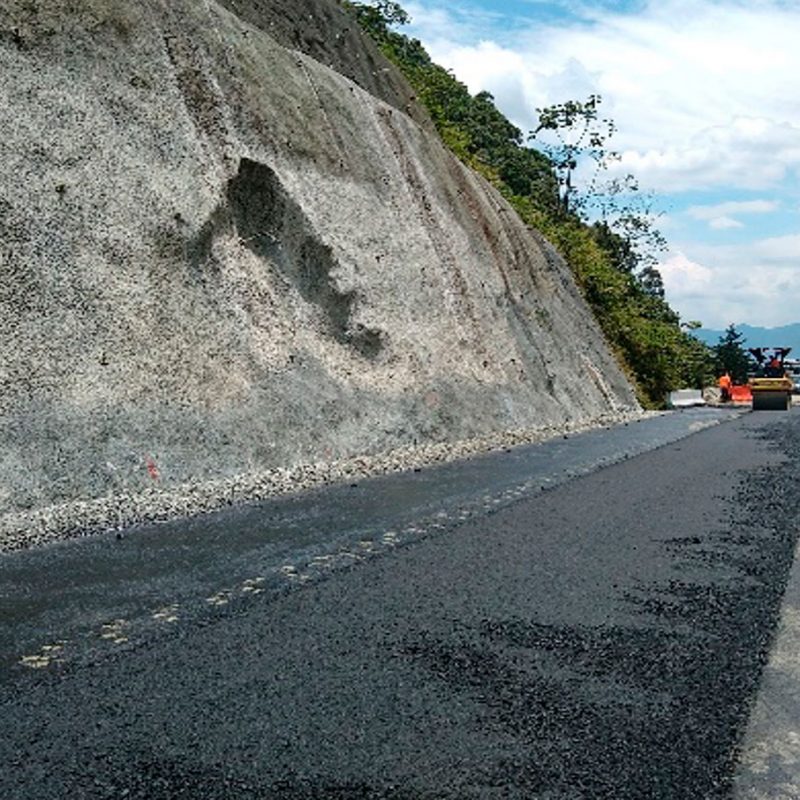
[718,371,732,402]
[767,353,782,378]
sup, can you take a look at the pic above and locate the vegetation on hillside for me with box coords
[343,0,714,406]
[713,324,752,384]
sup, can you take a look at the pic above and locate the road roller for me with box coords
[748,347,794,411]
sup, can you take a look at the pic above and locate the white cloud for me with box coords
[750,233,800,262]
[687,200,779,220]
[708,216,743,230]
[406,0,800,193]
[659,252,713,297]
[660,234,800,327]
[685,199,778,229]
[404,0,800,325]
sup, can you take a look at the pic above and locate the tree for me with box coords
[680,321,715,389]
[532,99,667,297]
[638,265,666,299]
[593,174,668,282]
[343,0,409,42]
[530,94,617,218]
[713,324,751,383]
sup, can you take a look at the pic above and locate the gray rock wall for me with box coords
[0,0,638,516]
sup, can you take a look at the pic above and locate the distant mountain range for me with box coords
[692,323,800,353]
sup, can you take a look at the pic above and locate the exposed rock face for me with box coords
[0,0,638,516]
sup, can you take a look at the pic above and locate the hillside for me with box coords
[694,324,800,353]
[346,2,714,404]
[0,0,638,544]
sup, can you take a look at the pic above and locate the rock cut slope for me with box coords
[0,0,638,528]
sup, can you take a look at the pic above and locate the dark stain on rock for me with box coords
[187,158,385,359]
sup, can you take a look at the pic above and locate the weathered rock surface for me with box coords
[0,0,638,540]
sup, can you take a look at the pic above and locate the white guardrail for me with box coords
[667,389,707,408]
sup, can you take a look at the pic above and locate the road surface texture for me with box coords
[2,407,800,799]
[733,465,800,800]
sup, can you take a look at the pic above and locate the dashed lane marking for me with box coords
[152,605,180,623]
[19,641,67,670]
[241,577,266,594]
[206,590,232,607]
[99,620,129,644]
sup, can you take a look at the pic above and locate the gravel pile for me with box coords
[0,410,646,553]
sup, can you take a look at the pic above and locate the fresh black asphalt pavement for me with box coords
[2,407,799,798]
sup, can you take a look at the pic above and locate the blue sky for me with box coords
[402,0,800,328]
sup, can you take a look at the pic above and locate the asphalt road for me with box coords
[2,407,799,799]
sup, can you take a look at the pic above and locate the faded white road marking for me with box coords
[19,641,67,669]
[20,654,51,669]
[206,590,232,606]
[99,620,129,644]
[152,605,180,623]
[242,577,266,594]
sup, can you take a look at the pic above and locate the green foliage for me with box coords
[531,94,617,217]
[521,210,713,402]
[345,0,714,407]
[342,0,409,40]
[713,324,751,384]
[343,4,560,213]
[533,102,668,295]
[593,175,668,275]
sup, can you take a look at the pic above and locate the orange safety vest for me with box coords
[719,374,732,390]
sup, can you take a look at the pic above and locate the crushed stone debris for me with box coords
[0,411,650,553]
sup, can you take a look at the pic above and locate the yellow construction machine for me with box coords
[748,347,794,411]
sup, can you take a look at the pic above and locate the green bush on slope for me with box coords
[343,1,713,406]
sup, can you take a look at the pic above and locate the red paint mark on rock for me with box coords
[424,391,440,410]
[145,456,160,481]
